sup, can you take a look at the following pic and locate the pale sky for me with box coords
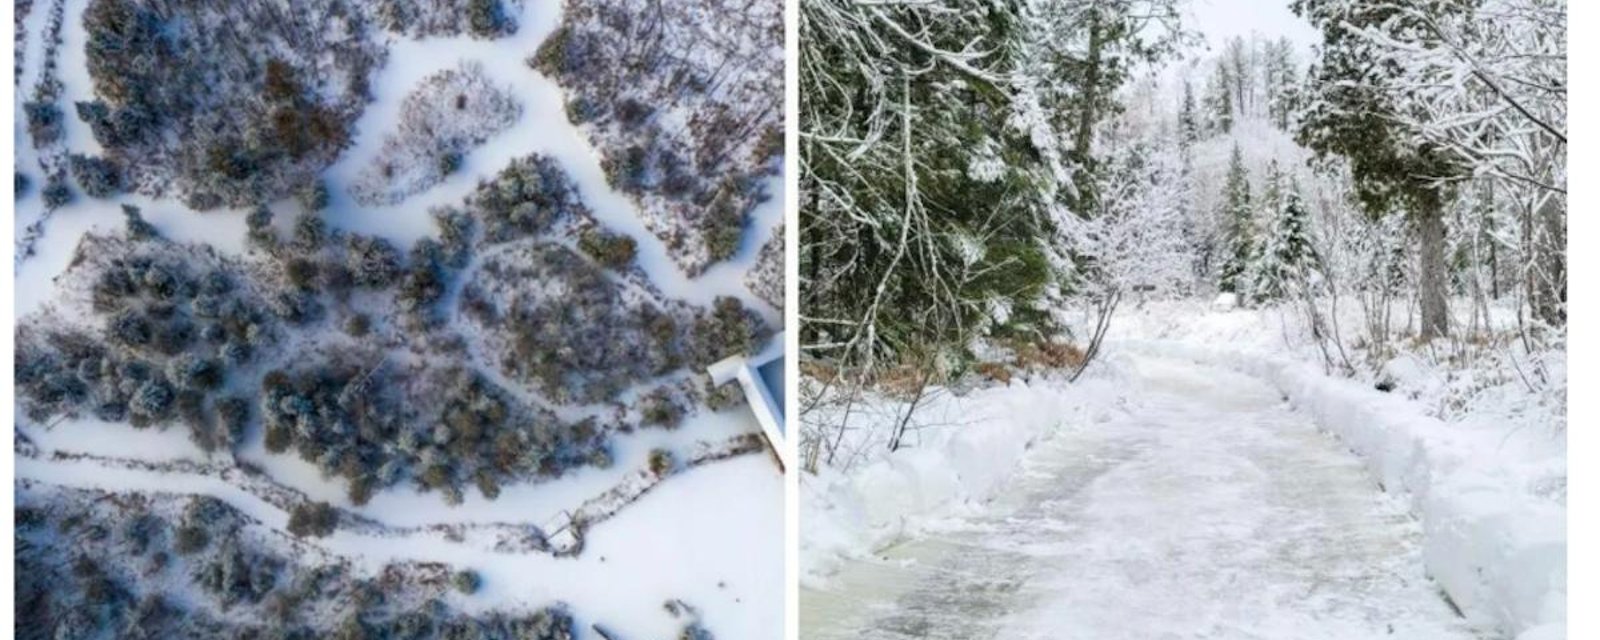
[1183,0,1321,55]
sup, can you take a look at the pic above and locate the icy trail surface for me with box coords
[802,355,1485,639]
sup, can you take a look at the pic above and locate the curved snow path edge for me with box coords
[1118,340,1566,640]
[799,377,1131,588]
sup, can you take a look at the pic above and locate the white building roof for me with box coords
[708,331,785,468]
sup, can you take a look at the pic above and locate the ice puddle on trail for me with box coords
[801,354,1487,640]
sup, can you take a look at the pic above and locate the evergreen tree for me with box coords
[1252,181,1316,301]
[1205,61,1234,134]
[800,0,1061,368]
[1263,37,1300,131]
[1217,145,1253,294]
[1293,0,1466,338]
[1032,0,1189,211]
[1260,159,1285,221]
[1178,80,1200,146]
[1222,36,1253,115]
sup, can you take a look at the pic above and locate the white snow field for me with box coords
[802,306,1563,640]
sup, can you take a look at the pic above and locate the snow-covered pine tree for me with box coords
[1205,61,1233,134]
[1217,144,1253,295]
[1252,180,1316,302]
[1259,159,1285,223]
[1178,80,1200,147]
[799,0,1063,371]
[1247,159,1284,300]
[1222,36,1253,116]
[1262,37,1299,131]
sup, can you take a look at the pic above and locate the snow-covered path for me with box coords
[802,355,1486,639]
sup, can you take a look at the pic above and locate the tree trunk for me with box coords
[1071,4,1104,213]
[1529,194,1566,326]
[1417,203,1450,339]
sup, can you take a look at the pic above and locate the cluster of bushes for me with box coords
[350,63,521,207]
[529,25,577,77]
[260,359,610,506]
[377,0,519,39]
[286,501,339,538]
[15,492,255,639]
[23,100,63,146]
[527,0,780,272]
[680,623,716,640]
[577,226,638,270]
[246,206,428,331]
[639,388,685,428]
[477,244,768,405]
[490,245,684,404]
[259,360,403,505]
[14,238,270,453]
[700,179,751,262]
[69,153,124,198]
[80,0,379,207]
[329,605,575,640]
[470,154,587,244]
[399,237,452,323]
[703,378,746,412]
[16,488,578,640]
[42,171,72,208]
[196,537,284,608]
[686,296,768,367]
[746,226,784,312]
[590,105,766,268]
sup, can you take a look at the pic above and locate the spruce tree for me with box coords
[1179,81,1200,146]
[1217,145,1253,294]
[1263,37,1300,131]
[800,1,1060,367]
[1252,182,1316,301]
[1206,62,1234,134]
[1260,159,1285,218]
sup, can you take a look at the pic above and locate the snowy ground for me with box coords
[801,302,1564,640]
[804,354,1482,639]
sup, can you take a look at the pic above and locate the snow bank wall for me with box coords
[801,377,1123,586]
[1127,341,1565,640]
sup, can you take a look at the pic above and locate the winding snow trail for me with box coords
[802,355,1487,639]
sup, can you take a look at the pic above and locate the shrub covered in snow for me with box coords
[78,0,381,207]
[377,0,523,39]
[41,171,72,208]
[259,354,611,504]
[577,226,637,270]
[20,485,586,638]
[14,236,276,441]
[452,569,481,595]
[745,225,783,312]
[68,154,123,198]
[468,154,587,244]
[350,63,521,206]
[286,501,338,538]
[530,0,781,275]
[465,243,767,405]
